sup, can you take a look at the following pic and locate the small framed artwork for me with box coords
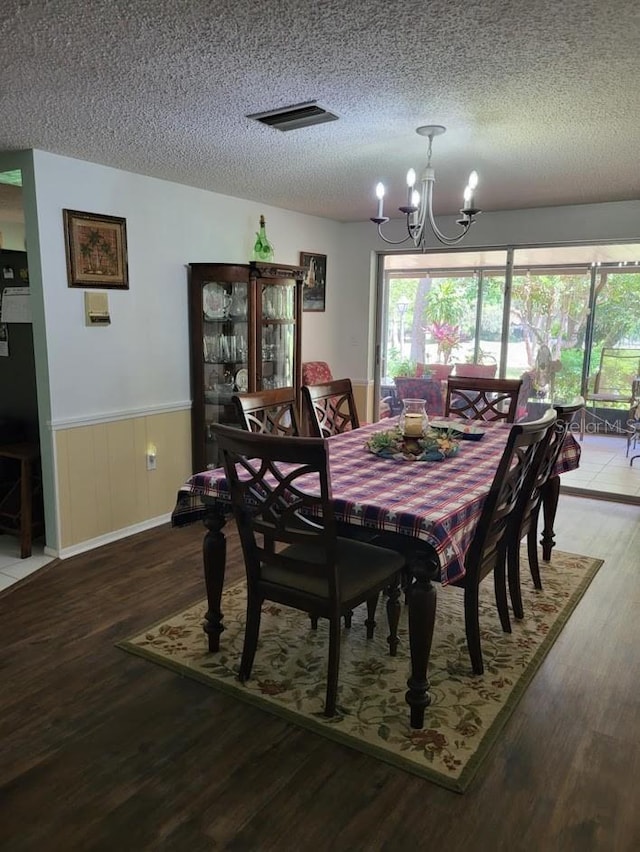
[300,251,326,312]
[63,209,129,289]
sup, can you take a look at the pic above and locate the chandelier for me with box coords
[371,125,480,248]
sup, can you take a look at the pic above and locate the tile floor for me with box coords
[0,537,55,593]
[562,431,640,499]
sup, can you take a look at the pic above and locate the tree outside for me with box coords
[384,269,640,408]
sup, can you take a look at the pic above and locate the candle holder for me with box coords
[399,398,429,437]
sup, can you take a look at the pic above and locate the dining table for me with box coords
[171,416,581,729]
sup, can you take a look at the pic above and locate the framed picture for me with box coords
[63,209,129,289]
[300,251,326,312]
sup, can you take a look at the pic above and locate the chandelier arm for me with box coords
[407,189,428,248]
[375,221,420,246]
[425,181,471,246]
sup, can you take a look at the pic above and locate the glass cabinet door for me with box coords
[189,261,304,473]
[203,279,249,400]
[259,282,296,390]
[201,276,249,468]
[189,263,251,472]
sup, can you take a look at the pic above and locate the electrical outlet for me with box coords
[146,452,157,471]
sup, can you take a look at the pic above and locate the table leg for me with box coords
[202,506,229,652]
[540,474,560,562]
[405,550,439,729]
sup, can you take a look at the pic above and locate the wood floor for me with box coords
[1,495,639,851]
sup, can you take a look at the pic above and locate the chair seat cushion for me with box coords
[261,537,404,601]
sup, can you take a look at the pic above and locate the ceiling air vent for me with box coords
[246,101,338,132]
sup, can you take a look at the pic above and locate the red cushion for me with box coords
[453,363,497,378]
[302,361,334,385]
[420,363,454,381]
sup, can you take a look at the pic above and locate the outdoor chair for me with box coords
[444,377,523,423]
[628,379,640,466]
[302,378,360,438]
[507,400,583,619]
[213,423,404,717]
[580,347,640,440]
[453,363,498,379]
[416,363,454,382]
[626,378,640,457]
[394,376,445,418]
[232,387,302,436]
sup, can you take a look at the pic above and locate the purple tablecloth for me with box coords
[171,417,580,586]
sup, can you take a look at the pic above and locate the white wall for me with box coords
[29,150,342,423]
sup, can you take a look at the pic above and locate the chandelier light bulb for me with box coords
[405,169,417,208]
[375,182,385,218]
[463,170,479,211]
[411,189,420,207]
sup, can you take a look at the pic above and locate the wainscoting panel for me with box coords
[55,409,192,549]
[351,380,372,424]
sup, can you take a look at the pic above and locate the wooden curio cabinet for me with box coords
[187,261,305,471]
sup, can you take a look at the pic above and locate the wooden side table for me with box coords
[0,442,41,558]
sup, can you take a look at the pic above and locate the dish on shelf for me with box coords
[428,419,486,441]
[365,427,460,462]
[235,367,249,392]
[203,282,229,320]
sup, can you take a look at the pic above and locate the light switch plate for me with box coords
[85,291,110,325]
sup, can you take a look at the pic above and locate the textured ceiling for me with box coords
[0,0,639,222]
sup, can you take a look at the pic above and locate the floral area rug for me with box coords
[118,549,602,792]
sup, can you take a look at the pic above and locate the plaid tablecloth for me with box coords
[171,418,580,586]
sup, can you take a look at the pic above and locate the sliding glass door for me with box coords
[378,251,508,411]
[375,241,640,502]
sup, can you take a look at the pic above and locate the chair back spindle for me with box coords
[445,377,523,423]
[232,387,302,436]
[302,378,360,438]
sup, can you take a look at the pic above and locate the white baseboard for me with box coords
[56,513,172,560]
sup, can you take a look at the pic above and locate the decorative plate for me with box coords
[235,367,249,392]
[203,282,229,320]
[365,427,460,462]
[429,419,486,441]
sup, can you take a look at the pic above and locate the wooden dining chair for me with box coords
[212,423,404,717]
[373,409,556,675]
[450,408,557,674]
[301,378,360,438]
[506,399,583,619]
[232,387,302,436]
[444,377,523,423]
